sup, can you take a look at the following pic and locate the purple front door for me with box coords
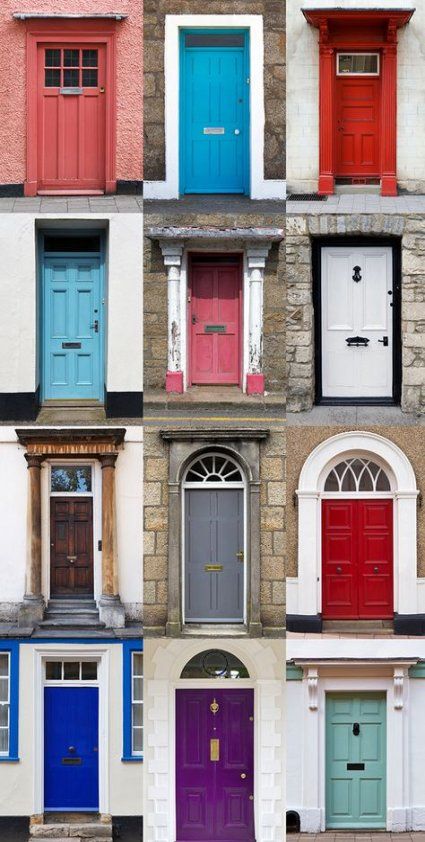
[176,689,255,842]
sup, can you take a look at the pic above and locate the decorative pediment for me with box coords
[302,8,414,44]
[16,428,125,458]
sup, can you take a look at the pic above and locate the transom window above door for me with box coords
[324,458,391,493]
[50,465,92,494]
[44,48,99,87]
[185,453,243,484]
[337,53,380,76]
[45,660,98,681]
[181,649,250,679]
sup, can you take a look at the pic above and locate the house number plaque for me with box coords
[210,739,220,761]
[204,127,225,135]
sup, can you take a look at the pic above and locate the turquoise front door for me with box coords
[326,693,386,829]
[42,253,103,401]
[180,31,250,195]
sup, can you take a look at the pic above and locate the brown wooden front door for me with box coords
[50,498,94,596]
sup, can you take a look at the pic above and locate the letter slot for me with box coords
[347,763,365,771]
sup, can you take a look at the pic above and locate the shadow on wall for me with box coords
[113,817,143,841]
[287,811,301,834]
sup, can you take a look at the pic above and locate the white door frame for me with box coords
[33,645,110,816]
[144,15,285,200]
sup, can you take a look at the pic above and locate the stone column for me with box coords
[19,454,44,628]
[246,245,271,395]
[381,44,398,197]
[165,481,181,636]
[159,241,184,393]
[99,454,125,628]
[318,44,335,195]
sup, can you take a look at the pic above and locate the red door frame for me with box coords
[302,10,414,197]
[187,253,243,389]
[24,18,119,196]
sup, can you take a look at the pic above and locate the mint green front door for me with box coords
[326,693,386,829]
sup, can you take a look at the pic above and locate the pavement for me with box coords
[289,835,425,841]
[286,406,425,426]
[144,196,285,215]
[0,195,143,213]
[286,193,425,214]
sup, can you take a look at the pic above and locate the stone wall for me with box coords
[143,0,285,182]
[144,211,285,395]
[143,424,286,634]
[286,213,425,414]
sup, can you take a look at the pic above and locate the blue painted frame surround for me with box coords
[179,28,251,196]
[122,639,144,762]
[0,641,19,762]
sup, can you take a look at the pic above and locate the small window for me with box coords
[185,454,243,484]
[132,653,143,755]
[181,650,249,679]
[324,458,391,493]
[185,34,245,48]
[0,654,10,755]
[45,660,98,682]
[43,234,101,253]
[43,48,99,89]
[51,465,92,493]
[337,53,379,76]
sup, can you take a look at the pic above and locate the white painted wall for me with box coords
[0,215,142,395]
[0,642,143,817]
[287,0,425,192]
[0,427,142,614]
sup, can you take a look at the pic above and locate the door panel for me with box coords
[176,689,254,842]
[181,35,249,194]
[322,499,393,619]
[50,498,94,596]
[185,489,244,622]
[190,263,241,385]
[43,256,103,401]
[321,247,393,399]
[326,694,386,828]
[44,687,99,810]
[335,78,380,177]
[37,45,106,192]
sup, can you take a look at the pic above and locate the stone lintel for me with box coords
[16,427,125,456]
[160,428,270,442]
[147,227,284,243]
[13,12,128,20]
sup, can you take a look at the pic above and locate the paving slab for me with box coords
[286,194,425,215]
[287,406,425,426]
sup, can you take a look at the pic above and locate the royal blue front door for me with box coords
[180,31,250,195]
[42,253,103,401]
[44,687,99,811]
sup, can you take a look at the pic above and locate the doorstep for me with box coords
[37,405,106,424]
[322,620,394,636]
[29,813,112,840]
[144,386,284,417]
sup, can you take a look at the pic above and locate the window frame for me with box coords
[336,52,380,77]
[0,643,19,762]
[122,641,143,762]
[49,462,94,497]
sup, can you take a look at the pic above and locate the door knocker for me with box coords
[210,698,219,715]
[352,266,362,283]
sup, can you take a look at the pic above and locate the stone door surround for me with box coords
[147,226,283,395]
[15,428,126,629]
[160,428,269,637]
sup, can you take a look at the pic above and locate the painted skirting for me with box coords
[105,391,143,418]
[116,181,144,195]
[0,391,39,421]
[0,184,24,197]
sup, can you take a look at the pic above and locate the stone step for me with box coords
[44,608,99,617]
[39,618,106,629]
[30,821,112,839]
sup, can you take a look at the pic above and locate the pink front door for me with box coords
[37,44,107,193]
[189,259,241,386]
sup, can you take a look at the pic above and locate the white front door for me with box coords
[321,246,393,399]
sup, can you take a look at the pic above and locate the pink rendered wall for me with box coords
[0,0,143,185]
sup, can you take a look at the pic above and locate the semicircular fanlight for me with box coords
[180,649,249,679]
[324,458,391,493]
[185,453,243,483]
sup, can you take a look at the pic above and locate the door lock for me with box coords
[236,551,244,560]
[100,87,105,93]
[90,320,99,333]
[378,336,389,346]
[192,315,197,324]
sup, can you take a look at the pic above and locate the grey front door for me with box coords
[185,489,244,622]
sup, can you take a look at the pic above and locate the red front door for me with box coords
[189,259,241,385]
[322,499,393,619]
[335,76,381,178]
[37,44,107,193]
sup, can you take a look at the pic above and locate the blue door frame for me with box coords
[179,29,250,195]
[40,234,105,402]
[44,686,99,811]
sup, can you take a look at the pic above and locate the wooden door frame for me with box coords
[49,495,94,598]
[24,18,118,197]
[187,254,243,388]
[302,10,414,197]
[312,236,402,407]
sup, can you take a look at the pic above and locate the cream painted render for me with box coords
[144,638,285,842]
[287,636,425,833]
[143,15,286,201]
[286,431,422,619]
[0,642,142,817]
[0,214,143,396]
[0,427,142,615]
[287,0,425,193]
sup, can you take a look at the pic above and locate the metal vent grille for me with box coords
[287,193,328,201]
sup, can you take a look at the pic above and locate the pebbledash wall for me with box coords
[287,637,425,833]
[0,0,143,193]
[143,424,286,635]
[286,214,425,414]
[143,0,285,199]
[0,214,143,420]
[144,212,285,397]
[287,0,425,194]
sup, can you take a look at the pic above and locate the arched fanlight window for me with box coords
[185,452,243,484]
[324,457,391,493]
[180,649,249,679]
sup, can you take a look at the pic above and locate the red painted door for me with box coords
[50,498,94,596]
[190,261,241,385]
[37,45,106,193]
[335,77,381,178]
[322,499,393,619]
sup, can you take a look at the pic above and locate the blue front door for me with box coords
[44,687,99,811]
[180,31,250,195]
[42,254,103,401]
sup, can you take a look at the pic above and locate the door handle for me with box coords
[378,336,389,346]
[90,320,99,333]
[68,746,76,753]
[236,551,244,560]
[67,556,77,563]
[100,87,105,93]
[241,773,247,779]
[234,129,240,135]
[374,566,379,573]
[336,566,342,574]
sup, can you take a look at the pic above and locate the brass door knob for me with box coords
[236,551,244,560]
[249,795,254,801]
